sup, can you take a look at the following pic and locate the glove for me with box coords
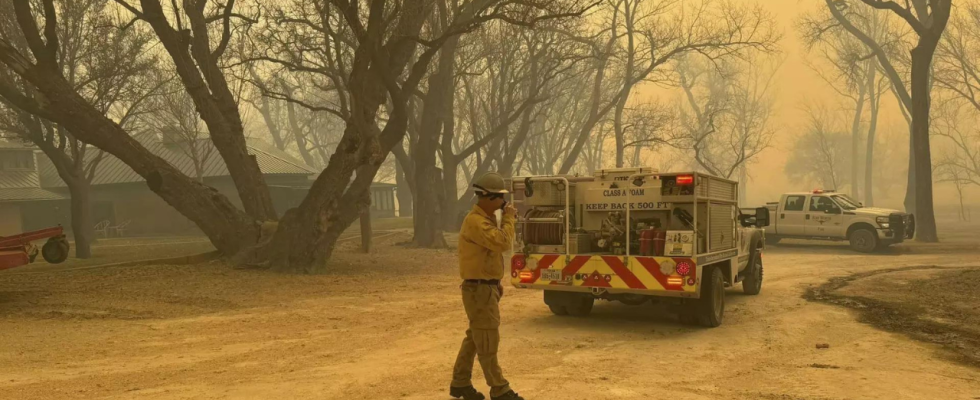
[497,283,504,299]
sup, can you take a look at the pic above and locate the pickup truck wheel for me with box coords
[742,257,763,295]
[848,228,878,253]
[696,267,725,327]
[765,235,780,245]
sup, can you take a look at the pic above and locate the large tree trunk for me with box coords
[395,158,414,217]
[440,64,461,233]
[413,37,457,248]
[264,0,435,271]
[442,161,461,232]
[137,0,278,222]
[849,79,868,198]
[909,42,939,242]
[864,67,880,207]
[904,133,916,215]
[66,178,93,259]
[13,71,259,255]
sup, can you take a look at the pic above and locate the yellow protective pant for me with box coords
[451,282,511,397]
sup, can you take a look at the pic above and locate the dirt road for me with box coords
[1,235,979,400]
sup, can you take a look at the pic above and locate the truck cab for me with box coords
[764,190,914,252]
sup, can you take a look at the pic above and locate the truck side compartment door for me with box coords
[777,195,807,236]
[804,196,844,237]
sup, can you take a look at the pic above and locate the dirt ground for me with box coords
[3,225,980,399]
[807,266,980,368]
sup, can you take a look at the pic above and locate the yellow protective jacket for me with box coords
[458,205,515,280]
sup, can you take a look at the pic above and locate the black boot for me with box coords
[491,390,525,400]
[450,385,486,400]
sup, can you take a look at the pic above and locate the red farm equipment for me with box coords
[0,226,70,271]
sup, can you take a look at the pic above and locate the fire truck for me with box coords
[507,168,770,327]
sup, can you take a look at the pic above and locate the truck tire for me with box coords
[765,235,780,245]
[696,267,725,327]
[566,295,594,317]
[848,228,878,253]
[544,291,593,316]
[548,304,569,316]
[42,238,70,264]
[742,256,763,295]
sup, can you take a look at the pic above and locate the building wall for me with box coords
[92,184,197,235]
[0,203,23,237]
[369,187,397,218]
[19,200,70,232]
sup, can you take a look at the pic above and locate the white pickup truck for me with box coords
[762,190,915,252]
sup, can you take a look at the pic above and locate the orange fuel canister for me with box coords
[652,229,667,256]
[639,228,655,256]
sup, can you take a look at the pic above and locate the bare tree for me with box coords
[786,105,852,190]
[0,0,586,272]
[931,4,980,205]
[620,101,675,167]
[557,0,778,174]
[0,0,158,259]
[668,55,776,180]
[825,0,952,242]
[801,2,901,205]
[148,78,215,182]
[933,99,980,187]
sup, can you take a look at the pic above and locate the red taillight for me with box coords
[512,255,526,270]
[675,261,692,276]
[676,175,694,185]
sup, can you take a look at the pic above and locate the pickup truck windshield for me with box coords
[832,195,861,210]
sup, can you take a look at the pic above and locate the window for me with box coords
[783,195,806,212]
[0,151,34,171]
[832,194,861,210]
[809,196,840,213]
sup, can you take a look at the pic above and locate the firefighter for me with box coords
[450,172,524,400]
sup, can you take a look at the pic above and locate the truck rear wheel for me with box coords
[566,296,594,317]
[696,267,725,327]
[544,291,593,317]
[848,228,878,253]
[742,257,763,295]
[548,304,569,316]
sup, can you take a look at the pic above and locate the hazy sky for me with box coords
[658,0,966,209]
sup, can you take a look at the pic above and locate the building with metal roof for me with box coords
[1,137,398,237]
